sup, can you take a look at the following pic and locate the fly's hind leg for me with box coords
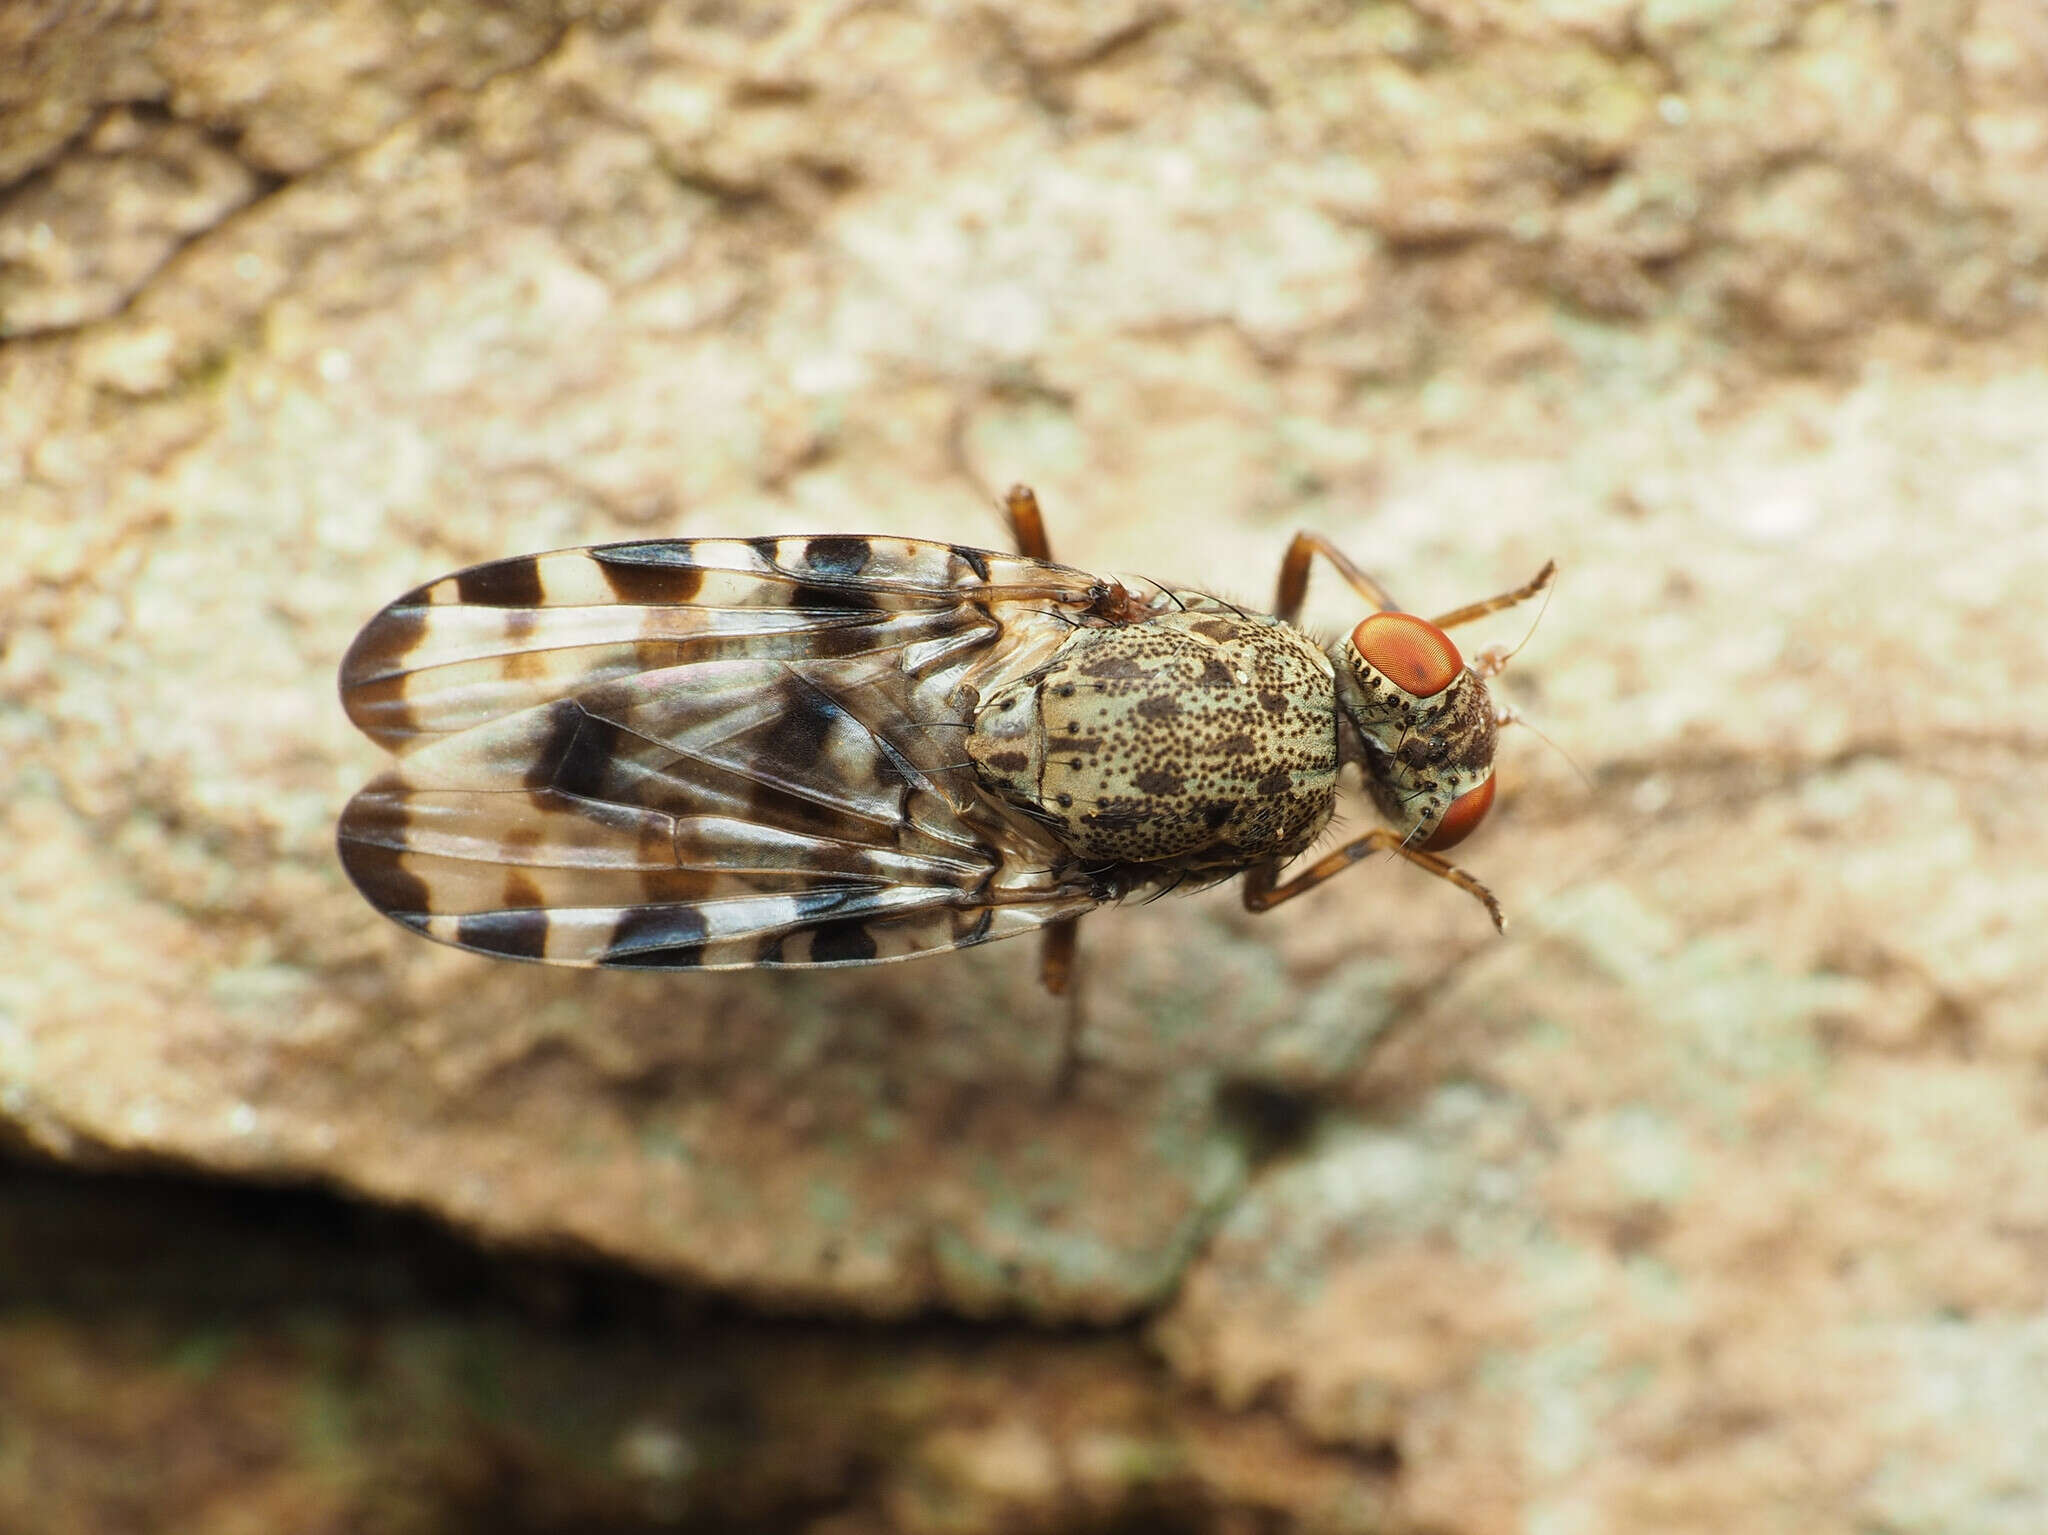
[1242,838,1505,932]
[1039,915,1080,994]
[1039,916,1087,1097]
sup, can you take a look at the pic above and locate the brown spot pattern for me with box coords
[803,535,872,582]
[335,797,434,917]
[502,870,545,909]
[1079,653,1148,680]
[455,556,545,608]
[594,544,707,604]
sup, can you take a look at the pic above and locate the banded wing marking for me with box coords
[342,535,1104,750]
[338,535,1108,968]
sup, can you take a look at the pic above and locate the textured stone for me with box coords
[4,1,2048,1531]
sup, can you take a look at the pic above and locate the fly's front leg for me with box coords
[1429,560,1558,636]
[1272,533,1400,626]
[1242,837,1506,932]
[1274,535,1557,641]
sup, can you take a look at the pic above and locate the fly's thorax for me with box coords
[966,604,1340,866]
[963,677,1044,802]
[1333,613,1500,850]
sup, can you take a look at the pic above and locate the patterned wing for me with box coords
[337,535,1113,968]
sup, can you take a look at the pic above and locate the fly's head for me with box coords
[1330,611,1500,852]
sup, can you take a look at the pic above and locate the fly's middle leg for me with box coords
[1004,484,1056,563]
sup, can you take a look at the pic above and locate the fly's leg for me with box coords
[1039,915,1079,993]
[1242,836,1505,932]
[1275,534,1556,638]
[1005,483,1145,623]
[1040,917,1087,1097]
[1272,533,1399,625]
[1004,483,1056,562]
[1428,560,1557,634]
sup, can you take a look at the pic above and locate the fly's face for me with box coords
[1333,610,1500,853]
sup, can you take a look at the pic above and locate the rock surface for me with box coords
[5,1,2047,1531]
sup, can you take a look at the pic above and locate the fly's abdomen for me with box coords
[966,606,1340,866]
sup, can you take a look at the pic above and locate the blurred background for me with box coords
[4,2,2046,1530]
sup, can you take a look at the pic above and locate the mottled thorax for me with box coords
[968,601,1340,867]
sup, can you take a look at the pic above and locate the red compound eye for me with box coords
[1420,774,1495,851]
[1350,612,1464,698]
